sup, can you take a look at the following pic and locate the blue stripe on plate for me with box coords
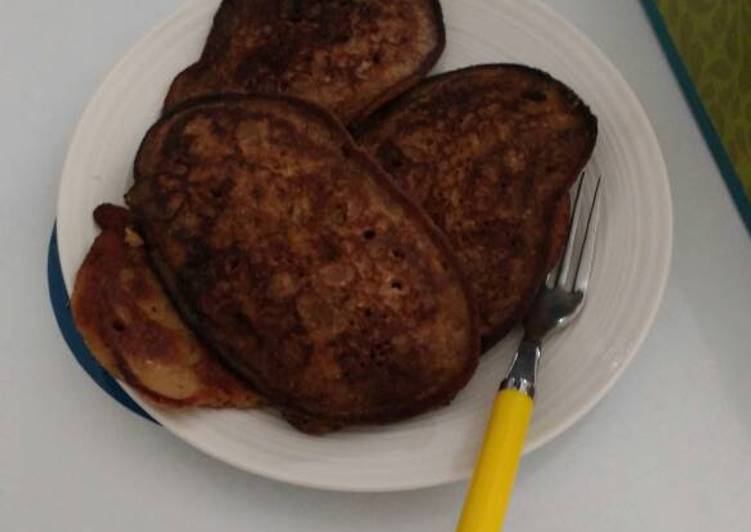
[47,225,156,423]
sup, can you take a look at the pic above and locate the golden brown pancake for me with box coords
[357,65,596,346]
[127,94,479,427]
[164,0,445,125]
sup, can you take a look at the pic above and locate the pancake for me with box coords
[71,204,262,408]
[164,0,445,125]
[357,64,596,345]
[127,94,479,427]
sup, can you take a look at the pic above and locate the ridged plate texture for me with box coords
[57,0,672,491]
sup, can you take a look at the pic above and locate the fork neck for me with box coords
[500,339,541,399]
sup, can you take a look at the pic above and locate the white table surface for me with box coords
[2,1,750,530]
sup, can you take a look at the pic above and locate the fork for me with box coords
[457,171,602,532]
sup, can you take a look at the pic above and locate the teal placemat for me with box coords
[641,0,751,233]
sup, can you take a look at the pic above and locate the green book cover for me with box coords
[642,0,751,232]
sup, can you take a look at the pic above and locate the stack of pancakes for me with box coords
[72,0,596,432]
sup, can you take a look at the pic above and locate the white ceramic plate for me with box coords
[57,0,672,491]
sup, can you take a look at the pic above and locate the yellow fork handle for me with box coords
[457,388,534,532]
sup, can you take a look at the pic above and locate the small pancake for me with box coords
[71,204,262,408]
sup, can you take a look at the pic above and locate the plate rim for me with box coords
[55,0,673,492]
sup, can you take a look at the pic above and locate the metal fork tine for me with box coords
[554,171,586,288]
[572,174,602,293]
